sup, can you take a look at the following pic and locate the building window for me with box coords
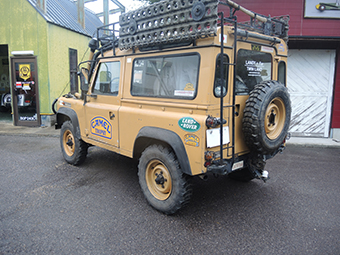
[69,48,78,93]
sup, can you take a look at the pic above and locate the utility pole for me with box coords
[103,0,109,25]
[77,0,85,29]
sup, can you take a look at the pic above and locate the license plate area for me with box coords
[206,127,230,148]
[232,160,244,171]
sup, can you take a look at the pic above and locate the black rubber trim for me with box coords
[56,107,81,139]
[134,127,192,176]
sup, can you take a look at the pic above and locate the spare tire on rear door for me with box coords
[242,80,291,155]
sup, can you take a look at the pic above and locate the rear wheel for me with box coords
[60,121,88,165]
[138,145,192,214]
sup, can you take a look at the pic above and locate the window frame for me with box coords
[92,61,121,96]
[277,61,286,86]
[130,52,201,100]
[213,53,230,98]
[235,49,273,95]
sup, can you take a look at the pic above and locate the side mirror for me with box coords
[79,67,89,93]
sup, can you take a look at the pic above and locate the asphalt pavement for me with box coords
[0,133,340,254]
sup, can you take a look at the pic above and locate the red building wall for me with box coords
[332,49,340,128]
[219,0,340,129]
[219,0,340,37]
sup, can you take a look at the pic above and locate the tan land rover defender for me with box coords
[53,0,291,214]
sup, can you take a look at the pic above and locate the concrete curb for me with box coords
[0,122,59,138]
[286,137,340,148]
[1,121,340,148]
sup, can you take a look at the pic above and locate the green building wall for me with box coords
[47,24,91,114]
[0,0,92,123]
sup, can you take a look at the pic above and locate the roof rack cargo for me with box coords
[94,0,289,52]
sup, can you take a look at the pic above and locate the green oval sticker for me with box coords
[178,117,200,132]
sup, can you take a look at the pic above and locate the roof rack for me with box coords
[95,22,120,56]
[220,0,289,42]
[118,0,219,50]
[93,0,289,52]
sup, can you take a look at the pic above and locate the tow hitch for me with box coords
[248,154,270,182]
[253,169,270,182]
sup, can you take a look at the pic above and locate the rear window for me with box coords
[131,54,200,99]
[235,49,272,95]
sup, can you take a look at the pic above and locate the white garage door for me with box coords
[287,49,336,137]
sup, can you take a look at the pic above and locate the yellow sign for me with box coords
[184,83,195,91]
[90,116,112,139]
[184,134,200,147]
[19,64,31,81]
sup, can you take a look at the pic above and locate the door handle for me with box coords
[110,113,115,119]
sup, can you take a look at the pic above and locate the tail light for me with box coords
[206,115,226,128]
[204,151,214,167]
[206,115,219,128]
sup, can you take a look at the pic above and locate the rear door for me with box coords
[234,47,274,153]
[84,59,121,147]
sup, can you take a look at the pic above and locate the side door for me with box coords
[84,60,121,148]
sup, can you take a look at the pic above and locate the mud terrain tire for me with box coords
[138,145,192,215]
[242,80,291,155]
[60,121,88,165]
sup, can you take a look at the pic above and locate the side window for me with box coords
[93,61,120,96]
[278,61,286,85]
[214,54,229,97]
[131,54,199,99]
[235,49,272,95]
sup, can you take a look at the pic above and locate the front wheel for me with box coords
[138,145,192,214]
[60,121,88,165]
